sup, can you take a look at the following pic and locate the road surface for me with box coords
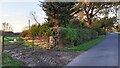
[67,33,118,66]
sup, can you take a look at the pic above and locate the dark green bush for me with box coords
[96,28,106,35]
[61,28,78,41]
[61,28,78,46]
[61,28,98,47]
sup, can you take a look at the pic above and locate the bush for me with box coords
[20,24,53,37]
[75,28,98,46]
[96,28,106,35]
[61,28,78,46]
[61,28,98,47]
[20,30,29,37]
[61,28,78,41]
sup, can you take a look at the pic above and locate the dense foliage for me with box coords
[20,1,119,49]
[20,30,29,37]
[41,2,79,27]
[63,36,104,51]
[75,2,120,27]
[92,17,116,35]
[61,28,98,47]
[116,25,120,32]
[20,24,53,37]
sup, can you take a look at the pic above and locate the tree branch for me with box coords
[93,3,106,17]
[84,3,89,14]
[31,14,39,24]
[90,3,95,16]
[87,3,93,13]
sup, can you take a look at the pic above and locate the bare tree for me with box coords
[30,11,40,24]
[2,22,13,32]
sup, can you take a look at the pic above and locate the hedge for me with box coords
[95,28,106,35]
[61,28,98,47]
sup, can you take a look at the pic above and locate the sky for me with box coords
[0,0,119,33]
[0,0,46,33]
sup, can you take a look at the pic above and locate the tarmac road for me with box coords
[67,33,118,66]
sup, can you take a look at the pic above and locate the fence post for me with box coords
[0,30,4,67]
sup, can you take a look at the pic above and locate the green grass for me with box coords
[62,36,105,51]
[2,53,23,68]
[4,36,24,45]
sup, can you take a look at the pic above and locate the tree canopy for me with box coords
[40,2,80,27]
[75,2,120,27]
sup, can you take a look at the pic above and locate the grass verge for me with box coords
[61,36,105,51]
[2,53,23,68]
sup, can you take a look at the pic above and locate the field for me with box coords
[4,36,23,45]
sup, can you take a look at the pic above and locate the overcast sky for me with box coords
[0,0,119,33]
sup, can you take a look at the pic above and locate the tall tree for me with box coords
[40,2,79,27]
[75,2,120,28]
[92,17,116,33]
[40,2,79,47]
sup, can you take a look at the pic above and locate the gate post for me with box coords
[0,30,4,67]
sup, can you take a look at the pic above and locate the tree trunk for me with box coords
[53,25,61,48]
[52,18,61,48]
[87,18,93,28]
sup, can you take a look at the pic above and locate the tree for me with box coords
[30,24,39,37]
[40,2,79,27]
[2,22,13,32]
[92,17,116,35]
[20,30,29,37]
[116,25,120,32]
[38,24,53,37]
[75,2,120,28]
[30,11,40,24]
[40,2,80,47]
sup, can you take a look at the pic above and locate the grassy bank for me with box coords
[62,36,105,51]
[2,53,23,68]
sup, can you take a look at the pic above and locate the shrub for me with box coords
[20,30,29,37]
[61,28,78,46]
[96,28,106,35]
[20,24,53,38]
[61,28,78,41]
[74,28,97,46]
[61,28,98,47]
